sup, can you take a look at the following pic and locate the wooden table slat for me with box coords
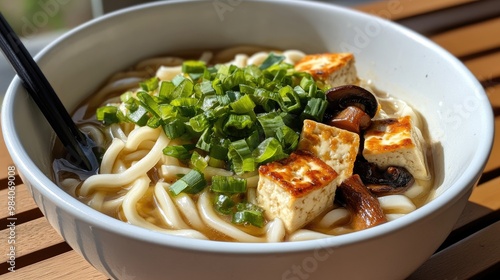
[454,177,500,229]
[464,51,500,82]
[355,0,475,21]
[486,84,500,106]
[1,251,107,280]
[469,177,500,210]
[0,217,64,262]
[431,17,500,58]
[409,221,500,279]
[395,0,500,36]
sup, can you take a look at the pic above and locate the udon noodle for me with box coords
[52,46,433,242]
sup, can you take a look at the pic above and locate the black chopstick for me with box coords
[0,13,97,171]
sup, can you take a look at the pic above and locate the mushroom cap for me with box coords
[325,85,379,118]
[354,159,415,196]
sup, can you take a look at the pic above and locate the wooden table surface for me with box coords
[1,0,499,279]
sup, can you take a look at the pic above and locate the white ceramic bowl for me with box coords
[2,1,494,279]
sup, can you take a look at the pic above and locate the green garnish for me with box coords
[96,106,120,125]
[213,194,235,215]
[232,203,265,228]
[211,175,247,193]
[169,169,206,196]
[96,53,329,228]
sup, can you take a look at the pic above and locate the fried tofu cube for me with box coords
[363,116,430,180]
[294,53,358,88]
[298,120,360,186]
[257,151,338,232]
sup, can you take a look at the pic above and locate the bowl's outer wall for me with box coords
[2,0,492,279]
[24,174,471,280]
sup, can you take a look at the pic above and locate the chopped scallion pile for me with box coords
[96,53,328,228]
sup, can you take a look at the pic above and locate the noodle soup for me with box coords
[52,46,433,242]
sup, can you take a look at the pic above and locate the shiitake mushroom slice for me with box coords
[325,85,379,118]
[335,174,387,230]
[354,159,415,196]
[324,85,378,133]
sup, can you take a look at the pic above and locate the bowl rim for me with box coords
[1,0,495,254]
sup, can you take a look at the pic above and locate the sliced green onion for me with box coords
[228,139,255,174]
[162,144,194,160]
[230,94,256,114]
[216,64,231,77]
[272,68,287,83]
[279,85,301,113]
[170,97,198,108]
[182,60,206,74]
[245,130,260,151]
[158,104,177,120]
[293,85,307,101]
[199,80,215,96]
[172,79,194,99]
[300,76,318,98]
[201,95,219,111]
[172,74,186,86]
[244,64,262,80]
[123,97,139,112]
[137,91,160,117]
[217,94,231,106]
[208,157,226,168]
[226,90,241,102]
[257,112,284,139]
[211,175,247,193]
[128,105,149,126]
[223,114,254,137]
[116,110,127,123]
[120,91,135,103]
[189,113,210,132]
[232,209,264,228]
[205,106,229,122]
[171,97,198,118]
[252,137,287,164]
[239,84,255,95]
[276,125,299,153]
[259,53,285,70]
[190,151,208,171]
[163,119,186,139]
[300,98,328,122]
[169,169,206,196]
[196,128,212,152]
[211,78,224,95]
[146,116,162,128]
[96,106,119,125]
[159,81,176,101]
[253,87,282,112]
[209,140,229,161]
[213,194,235,215]
[222,68,245,91]
[169,180,189,196]
[140,77,159,92]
